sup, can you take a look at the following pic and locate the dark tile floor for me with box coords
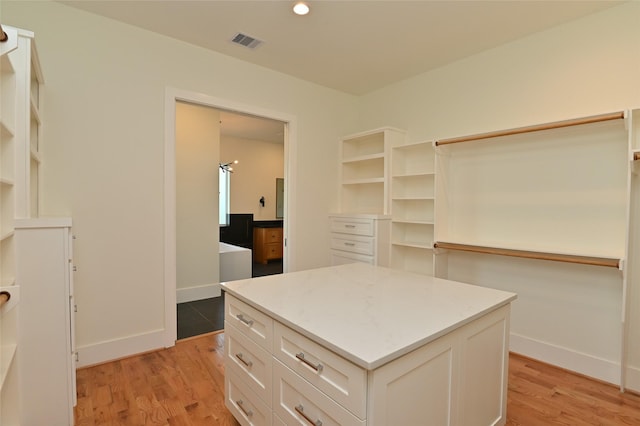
[177,294,225,340]
[252,259,283,277]
[176,260,283,340]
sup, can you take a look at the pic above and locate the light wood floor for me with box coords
[75,332,640,425]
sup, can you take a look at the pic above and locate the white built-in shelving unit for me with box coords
[389,140,435,275]
[339,127,404,215]
[332,128,404,267]
[0,25,45,425]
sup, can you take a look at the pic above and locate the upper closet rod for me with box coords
[435,111,625,146]
[634,152,639,161]
[434,241,621,269]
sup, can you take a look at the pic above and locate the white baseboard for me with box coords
[510,332,620,386]
[76,329,166,368]
[176,283,221,303]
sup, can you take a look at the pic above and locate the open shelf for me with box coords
[339,128,405,215]
[389,140,435,275]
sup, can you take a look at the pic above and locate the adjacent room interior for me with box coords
[176,104,285,339]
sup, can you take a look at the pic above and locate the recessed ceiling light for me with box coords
[293,2,310,16]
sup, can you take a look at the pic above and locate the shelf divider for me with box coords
[435,111,625,146]
[433,241,621,269]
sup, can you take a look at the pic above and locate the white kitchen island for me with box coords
[221,263,517,426]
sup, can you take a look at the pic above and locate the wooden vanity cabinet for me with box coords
[253,227,283,264]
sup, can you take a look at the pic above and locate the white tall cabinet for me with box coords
[15,218,76,425]
[0,26,46,425]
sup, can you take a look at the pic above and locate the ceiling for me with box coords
[58,0,622,142]
[60,0,621,96]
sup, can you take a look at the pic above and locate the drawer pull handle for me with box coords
[236,399,253,418]
[344,224,356,228]
[295,404,322,426]
[235,352,253,368]
[295,352,323,373]
[344,242,356,247]
[237,314,254,326]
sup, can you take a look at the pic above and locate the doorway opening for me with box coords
[164,88,297,345]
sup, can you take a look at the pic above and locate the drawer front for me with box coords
[226,368,272,426]
[265,228,282,243]
[225,322,272,404]
[330,234,374,256]
[330,250,374,266]
[273,359,365,426]
[330,217,374,236]
[266,243,283,259]
[273,322,367,419]
[225,295,274,351]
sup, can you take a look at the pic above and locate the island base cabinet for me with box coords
[368,305,509,426]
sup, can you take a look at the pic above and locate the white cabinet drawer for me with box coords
[226,294,273,351]
[273,359,365,426]
[330,217,374,236]
[330,250,374,266]
[273,322,367,419]
[330,234,374,256]
[226,368,272,426]
[225,322,272,405]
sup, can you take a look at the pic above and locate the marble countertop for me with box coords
[221,263,516,370]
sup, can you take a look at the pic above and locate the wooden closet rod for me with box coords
[0,24,7,43]
[634,152,640,161]
[435,111,625,146]
[0,291,10,308]
[433,241,620,269]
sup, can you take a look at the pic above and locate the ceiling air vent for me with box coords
[231,33,263,49]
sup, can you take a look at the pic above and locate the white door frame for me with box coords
[164,87,297,346]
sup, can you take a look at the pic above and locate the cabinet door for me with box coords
[368,332,457,426]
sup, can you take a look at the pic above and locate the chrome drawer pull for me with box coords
[235,352,253,367]
[344,242,356,246]
[295,352,323,373]
[236,399,253,417]
[295,404,322,426]
[237,314,254,326]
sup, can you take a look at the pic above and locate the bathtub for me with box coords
[219,242,252,284]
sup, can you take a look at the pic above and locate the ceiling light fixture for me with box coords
[220,160,238,173]
[293,2,310,16]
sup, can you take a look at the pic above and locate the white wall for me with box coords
[176,102,219,294]
[358,2,640,386]
[220,136,284,221]
[2,0,358,365]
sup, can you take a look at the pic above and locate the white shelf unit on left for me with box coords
[389,140,436,276]
[0,26,44,425]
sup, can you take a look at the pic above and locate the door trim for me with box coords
[164,87,296,346]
